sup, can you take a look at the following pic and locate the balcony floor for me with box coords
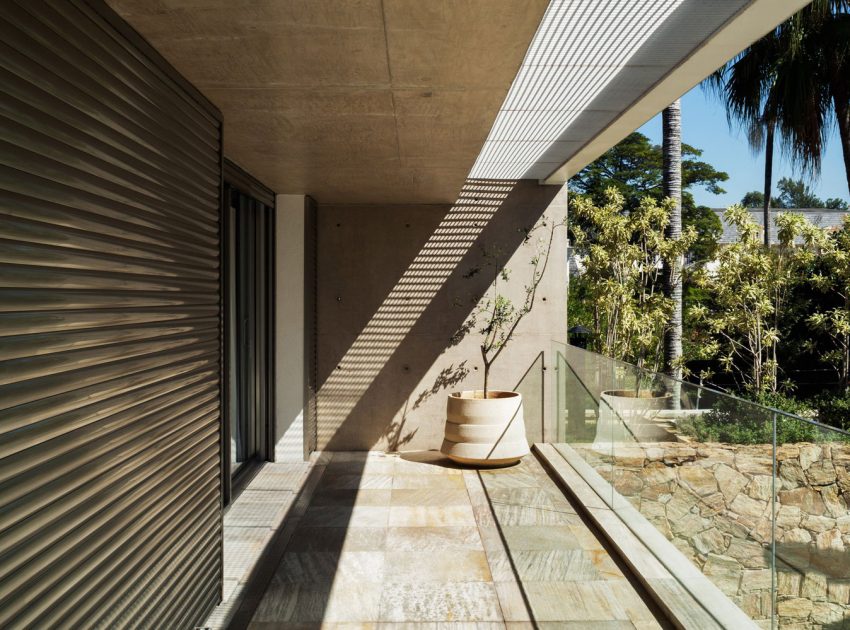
[236,450,666,628]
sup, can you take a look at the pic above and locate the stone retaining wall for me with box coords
[572,442,850,629]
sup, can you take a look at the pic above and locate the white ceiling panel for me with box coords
[470,0,807,183]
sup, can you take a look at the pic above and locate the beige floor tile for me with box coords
[379,582,503,622]
[287,526,387,552]
[491,503,577,526]
[478,524,507,553]
[508,549,600,582]
[607,581,661,624]
[324,581,385,623]
[499,525,581,551]
[249,623,379,629]
[223,526,274,581]
[537,623,636,629]
[633,621,665,630]
[330,452,379,462]
[385,550,492,583]
[377,624,505,630]
[301,505,390,528]
[242,451,664,629]
[462,474,491,507]
[483,550,520,582]
[386,526,483,551]
[478,470,540,489]
[322,474,394,490]
[494,581,532,622]
[311,489,393,507]
[485,487,563,510]
[222,578,240,601]
[394,452,465,474]
[589,548,626,580]
[471,503,498,528]
[253,579,383,622]
[276,551,386,583]
[390,489,471,506]
[568,525,606,551]
[389,505,476,527]
[523,582,629,622]
[224,490,295,528]
[325,459,397,475]
[392,475,466,490]
[250,464,310,491]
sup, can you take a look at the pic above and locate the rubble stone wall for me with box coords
[573,442,850,629]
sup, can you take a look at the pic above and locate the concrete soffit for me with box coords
[469,0,813,186]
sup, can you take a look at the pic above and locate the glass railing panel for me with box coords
[555,344,850,628]
[513,350,545,443]
[772,413,850,629]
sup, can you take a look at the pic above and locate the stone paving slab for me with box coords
[240,450,665,628]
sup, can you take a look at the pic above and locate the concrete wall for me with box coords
[315,180,568,451]
[275,194,307,460]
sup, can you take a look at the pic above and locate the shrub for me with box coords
[677,394,848,445]
[814,392,850,431]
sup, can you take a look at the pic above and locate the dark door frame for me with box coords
[221,159,276,506]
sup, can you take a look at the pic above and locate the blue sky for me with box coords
[637,85,849,208]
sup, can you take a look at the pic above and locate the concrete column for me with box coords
[274,194,307,461]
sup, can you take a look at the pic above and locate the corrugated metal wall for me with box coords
[0,1,224,628]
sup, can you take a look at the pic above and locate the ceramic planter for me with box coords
[594,389,673,447]
[440,390,529,466]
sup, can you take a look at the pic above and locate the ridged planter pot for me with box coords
[594,389,672,446]
[440,390,529,466]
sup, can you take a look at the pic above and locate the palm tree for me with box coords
[662,100,683,382]
[707,1,850,245]
[705,30,781,245]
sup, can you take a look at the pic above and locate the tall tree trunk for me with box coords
[763,122,775,247]
[662,100,683,388]
[833,86,850,215]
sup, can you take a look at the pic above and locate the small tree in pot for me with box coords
[440,214,565,466]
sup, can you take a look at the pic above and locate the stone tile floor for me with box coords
[205,461,313,629]
[240,451,667,629]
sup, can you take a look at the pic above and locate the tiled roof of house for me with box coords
[712,208,848,244]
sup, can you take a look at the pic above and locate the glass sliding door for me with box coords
[223,175,275,502]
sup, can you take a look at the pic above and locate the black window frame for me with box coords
[221,160,276,506]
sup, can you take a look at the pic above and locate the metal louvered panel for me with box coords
[0,1,223,628]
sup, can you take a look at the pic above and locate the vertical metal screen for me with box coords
[0,0,223,627]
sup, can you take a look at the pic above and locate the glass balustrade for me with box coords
[549,343,850,630]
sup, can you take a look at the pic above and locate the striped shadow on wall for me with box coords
[0,0,224,627]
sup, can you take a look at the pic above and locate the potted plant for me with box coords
[441,214,564,466]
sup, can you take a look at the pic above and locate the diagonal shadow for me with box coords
[317,179,562,452]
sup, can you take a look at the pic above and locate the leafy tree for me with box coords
[571,132,728,210]
[741,190,787,209]
[742,180,848,211]
[777,176,826,207]
[690,206,828,393]
[708,1,850,244]
[808,216,850,392]
[683,204,723,263]
[569,189,696,372]
[570,132,727,262]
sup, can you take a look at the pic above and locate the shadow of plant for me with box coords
[384,397,419,453]
[414,361,470,410]
[383,362,471,453]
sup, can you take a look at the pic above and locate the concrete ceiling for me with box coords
[107,0,551,204]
